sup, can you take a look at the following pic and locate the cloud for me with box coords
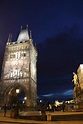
[39,89,73,101]
[37,24,83,78]
[63,89,73,96]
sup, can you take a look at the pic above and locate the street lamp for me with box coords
[24,97,27,100]
[16,89,20,94]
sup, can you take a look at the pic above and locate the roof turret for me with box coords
[17,27,29,43]
[6,34,12,45]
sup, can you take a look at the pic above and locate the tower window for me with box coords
[15,52,20,59]
[23,53,26,57]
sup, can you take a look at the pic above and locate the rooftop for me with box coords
[17,29,29,43]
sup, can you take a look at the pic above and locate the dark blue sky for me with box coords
[0,0,83,102]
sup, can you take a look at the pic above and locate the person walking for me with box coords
[4,104,7,117]
[62,102,65,112]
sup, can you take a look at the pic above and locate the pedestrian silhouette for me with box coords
[62,102,65,112]
[4,104,7,117]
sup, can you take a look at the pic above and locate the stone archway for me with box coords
[3,83,27,107]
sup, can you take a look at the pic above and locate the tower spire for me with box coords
[20,26,22,31]
[7,34,12,43]
[26,24,28,30]
[30,30,32,39]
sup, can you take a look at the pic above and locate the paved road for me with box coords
[0,110,83,124]
[0,121,83,124]
[0,123,20,124]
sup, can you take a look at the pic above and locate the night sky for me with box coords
[0,0,83,102]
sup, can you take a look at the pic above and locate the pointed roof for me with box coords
[17,29,29,43]
[7,34,12,42]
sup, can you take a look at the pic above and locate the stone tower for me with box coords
[0,27,37,108]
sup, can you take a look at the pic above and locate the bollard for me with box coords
[47,113,51,121]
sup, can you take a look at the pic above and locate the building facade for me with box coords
[73,64,83,110]
[0,27,37,108]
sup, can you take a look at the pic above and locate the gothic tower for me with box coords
[0,27,37,108]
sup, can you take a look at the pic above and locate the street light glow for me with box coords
[16,89,20,93]
[24,97,27,100]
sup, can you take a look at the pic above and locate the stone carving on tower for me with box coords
[72,64,83,111]
[0,26,37,109]
[72,72,81,104]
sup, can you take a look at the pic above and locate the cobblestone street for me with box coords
[0,110,83,124]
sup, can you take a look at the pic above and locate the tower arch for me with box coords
[3,83,27,106]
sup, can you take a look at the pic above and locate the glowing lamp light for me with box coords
[40,100,42,103]
[55,100,59,107]
[16,89,20,93]
[24,97,27,100]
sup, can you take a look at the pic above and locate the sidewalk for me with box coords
[0,111,83,124]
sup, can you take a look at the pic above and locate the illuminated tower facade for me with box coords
[0,27,37,108]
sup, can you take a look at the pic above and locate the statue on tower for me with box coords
[72,72,81,104]
[72,72,78,85]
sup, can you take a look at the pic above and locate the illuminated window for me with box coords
[15,52,20,59]
[10,69,23,78]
